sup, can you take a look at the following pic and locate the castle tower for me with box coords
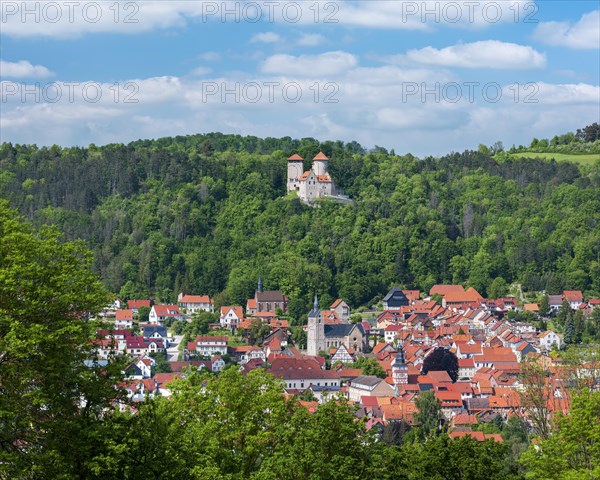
[311,151,329,176]
[287,154,304,191]
[392,344,408,386]
[307,295,325,356]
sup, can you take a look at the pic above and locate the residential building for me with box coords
[149,304,182,324]
[383,286,409,310]
[177,293,214,313]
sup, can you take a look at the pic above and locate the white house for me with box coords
[192,336,228,357]
[537,330,562,351]
[220,306,244,330]
[149,305,182,325]
[178,293,214,314]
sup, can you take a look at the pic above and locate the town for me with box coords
[96,280,600,442]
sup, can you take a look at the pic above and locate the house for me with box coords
[266,357,341,390]
[458,358,476,380]
[115,309,134,328]
[402,290,421,304]
[330,299,350,322]
[384,324,404,344]
[430,285,466,297]
[211,355,226,372]
[383,286,409,310]
[220,306,244,330]
[347,376,395,402]
[125,336,166,356]
[177,293,214,314]
[442,287,485,309]
[149,304,182,324]
[190,336,228,357]
[523,304,540,314]
[548,295,564,313]
[142,325,168,344]
[537,330,562,351]
[563,290,583,310]
[330,344,355,364]
[128,299,150,313]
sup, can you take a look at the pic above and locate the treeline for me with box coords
[509,122,600,154]
[1,133,599,314]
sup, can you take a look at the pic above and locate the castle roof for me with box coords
[313,151,329,161]
[287,154,304,161]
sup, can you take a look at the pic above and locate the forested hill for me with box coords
[1,133,599,315]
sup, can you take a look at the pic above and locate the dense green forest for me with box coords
[1,131,599,313]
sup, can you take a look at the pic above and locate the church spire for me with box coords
[258,277,263,293]
[313,294,319,311]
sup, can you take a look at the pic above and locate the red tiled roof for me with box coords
[563,290,583,302]
[430,285,465,296]
[221,306,243,318]
[153,305,181,317]
[115,309,133,321]
[128,299,150,309]
[313,151,329,160]
[287,154,304,161]
[179,295,212,304]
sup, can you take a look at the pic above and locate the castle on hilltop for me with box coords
[287,152,337,203]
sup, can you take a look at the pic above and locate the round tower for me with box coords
[287,154,304,191]
[312,151,329,176]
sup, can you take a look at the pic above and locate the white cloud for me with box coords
[297,33,326,47]
[394,41,546,69]
[189,67,212,76]
[260,51,358,77]
[0,60,54,78]
[251,32,281,44]
[534,10,600,49]
[2,62,598,157]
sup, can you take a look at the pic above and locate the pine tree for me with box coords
[564,311,576,345]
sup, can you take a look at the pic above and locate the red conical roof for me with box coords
[313,151,329,161]
[287,154,304,161]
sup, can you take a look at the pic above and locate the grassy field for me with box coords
[509,151,600,166]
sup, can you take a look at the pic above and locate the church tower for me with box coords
[392,344,409,386]
[311,151,329,176]
[307,295,325,356]
[287,154,304,191]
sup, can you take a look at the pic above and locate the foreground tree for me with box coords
[414,391,444,438]
[520,389,600,479]
[0,202,124,478]
[422,347,459,382]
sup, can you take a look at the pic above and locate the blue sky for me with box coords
[1,1,599,156]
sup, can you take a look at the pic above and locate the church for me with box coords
[306,296,367,356]
[287,152,336,203]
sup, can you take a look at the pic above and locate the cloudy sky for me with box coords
[1,0,599,156]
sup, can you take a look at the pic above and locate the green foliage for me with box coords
[414,391,444,438]
[149,352,172,373]
[422,347,459,382]
[0,202,125,478]
[352,356,387,378]
[404,434,522,480]
[137,305,150,322]
[520,389,600,479]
